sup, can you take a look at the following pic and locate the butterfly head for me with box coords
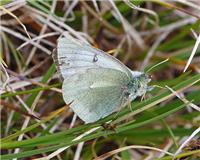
[136,73,152,95]
[127,72,152,100]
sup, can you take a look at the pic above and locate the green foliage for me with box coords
[1,0,200,159]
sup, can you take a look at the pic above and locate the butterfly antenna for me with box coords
[145,58,169,73]
[152,85,165,89]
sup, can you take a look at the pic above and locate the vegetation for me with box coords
[1,0,200,159]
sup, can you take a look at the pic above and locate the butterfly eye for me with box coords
[124,91,130,98]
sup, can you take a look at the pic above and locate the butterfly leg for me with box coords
[128,100,133,112]
[141,93,146,101]
[113,109,121,119]
[113,91,130,119]
[122,89,133,112]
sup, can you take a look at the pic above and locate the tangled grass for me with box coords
[1,0,200,159]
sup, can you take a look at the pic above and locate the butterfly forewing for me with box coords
[54,37,132,79]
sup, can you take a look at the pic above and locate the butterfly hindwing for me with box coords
[62,68,130,123]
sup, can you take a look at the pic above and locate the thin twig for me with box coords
[94,145,174,160]
[165,85,200,112]
[74,142,85,160]
[17,32,59,50]
[108,0,145,49]
[1,26,51,54]
[35,127,101,160]
[173,127,200,158]
[24,0,57,67]
[140,31,170,70]
[183,34,200,72]
[0,5,31,39]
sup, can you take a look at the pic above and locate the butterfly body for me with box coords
[53,36,151,123]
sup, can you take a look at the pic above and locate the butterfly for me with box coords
[53,36,152,123]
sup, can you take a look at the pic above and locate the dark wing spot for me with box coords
[59,56,67,59]
[93,54,98,62]
[58,61,70,66]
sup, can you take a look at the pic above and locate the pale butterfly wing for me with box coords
[53,37,132,78]
[62,68,130,123]
[53,36,147,123]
